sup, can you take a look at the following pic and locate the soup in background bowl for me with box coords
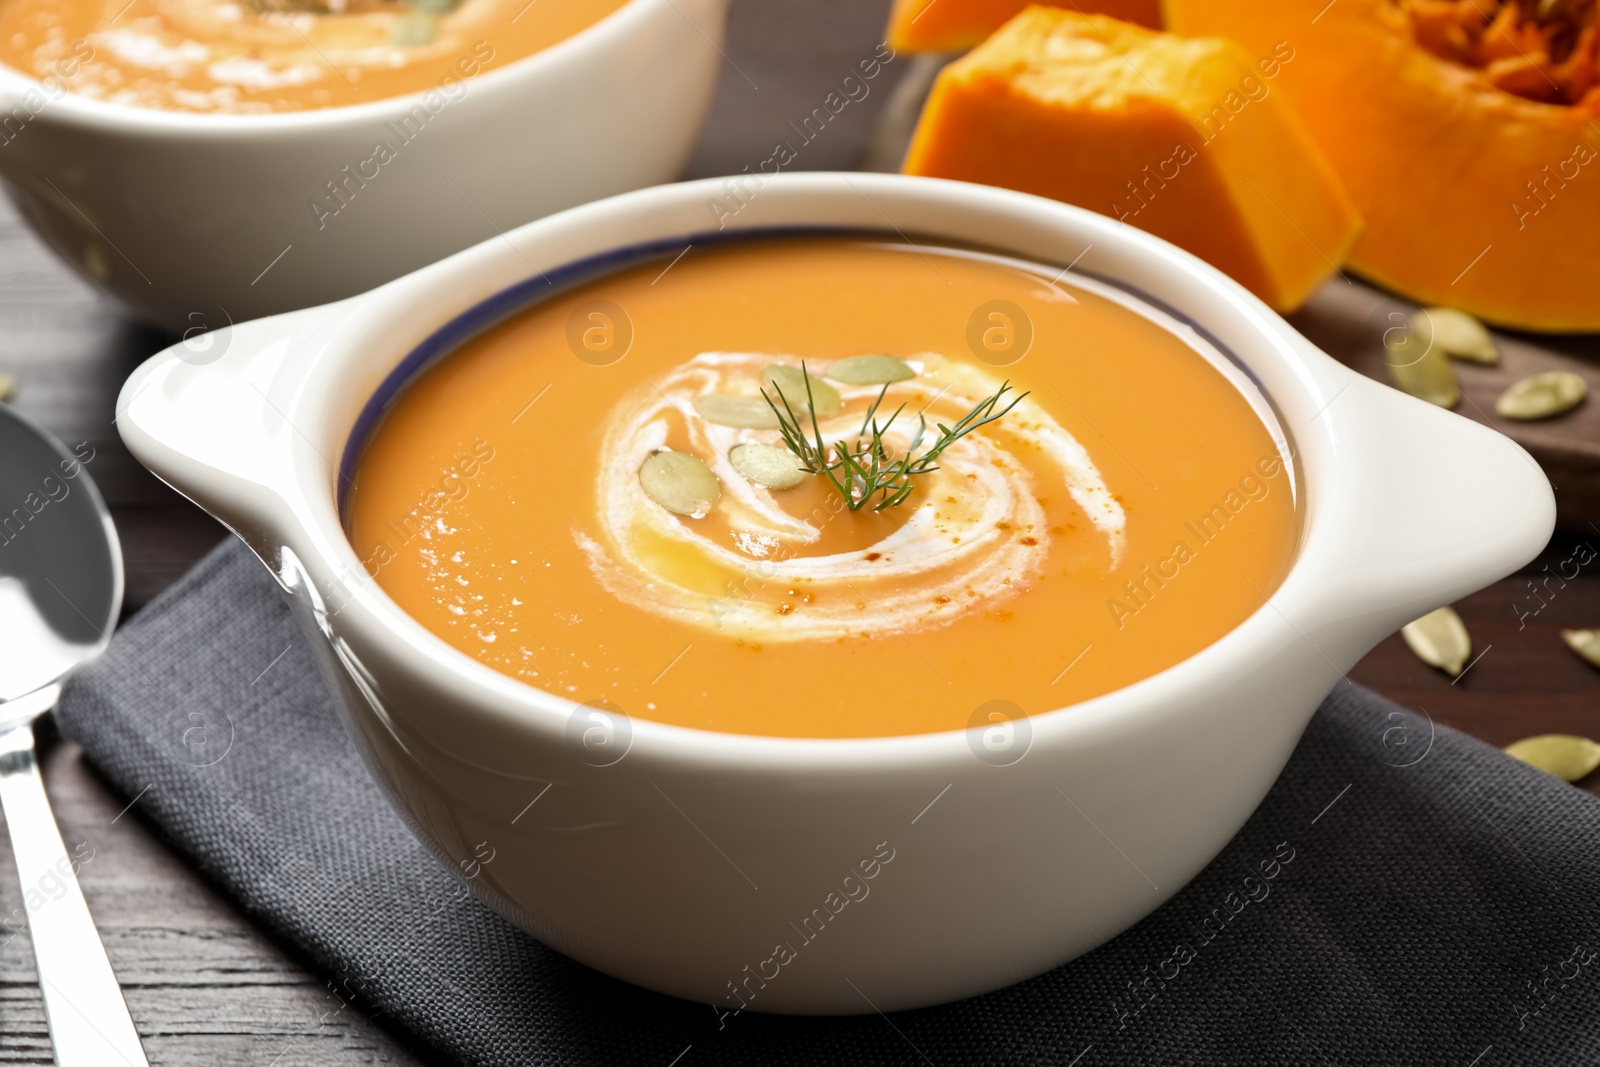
[346,236,1302,738]
[0,0,628,113]
[0,0,731,327]
[115,174,1553,1012]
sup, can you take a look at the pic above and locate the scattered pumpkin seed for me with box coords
[1401,605,1471,676]
[763,364,843,418]
[828,355,916,385]
[694,394,781,430]
[391,10,440,46]
[729,442,806,489]
[0,372,14,403]
[1495,370,1587,421]
[638,451,720,518]
[1560,628,1600,669]
[1420,307,1497,364]
[1504,734,1600,782]
[1384,320,1460,408]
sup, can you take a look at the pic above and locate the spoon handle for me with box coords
[0,721,149,1066]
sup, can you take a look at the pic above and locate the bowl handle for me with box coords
[1303,367,1555,653]
[116,300,348,551]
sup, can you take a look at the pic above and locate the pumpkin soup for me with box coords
[345,237,1300,738]
[0,0,627,113]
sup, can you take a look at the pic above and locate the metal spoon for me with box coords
[0,404,147,1065]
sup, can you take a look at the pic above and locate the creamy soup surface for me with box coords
[0,0,625,113]
[346,238,1301,739]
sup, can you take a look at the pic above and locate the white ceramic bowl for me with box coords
[0,0,728,331]
[117,173,1554,1014]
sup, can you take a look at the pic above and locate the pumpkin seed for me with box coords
[638,451,721,517]
[1495,371,1587,421]
[1560,628,1600,669]
[694,394,780,430]
[1384,321,1460,409]
[763,364,843,418]
[390,10,440,45]
[1401,605,1471,675]
[828,355,916,385]
[1420,307,1497,364]
[1505,734,1600,782]
[730,443,806,489]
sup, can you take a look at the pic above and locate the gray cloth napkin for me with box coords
[55,537,1600,1066]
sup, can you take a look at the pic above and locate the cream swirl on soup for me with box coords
[577,350,1125,642]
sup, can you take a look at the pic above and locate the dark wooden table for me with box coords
[0,1,1598,1061]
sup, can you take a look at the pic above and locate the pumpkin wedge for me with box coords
[902,9,1362,311]
[887,0,1162,52]
[1166,0,1600,332]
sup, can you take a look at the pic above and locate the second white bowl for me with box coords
[0,0,729,330]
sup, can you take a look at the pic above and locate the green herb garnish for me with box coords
[761,362,1027,512]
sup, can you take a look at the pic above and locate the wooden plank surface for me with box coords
[0,0,1596,1060]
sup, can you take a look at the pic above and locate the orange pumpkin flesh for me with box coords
[887,0,1163,52]
[1166,0,1600,332]
[901,9,1362,312]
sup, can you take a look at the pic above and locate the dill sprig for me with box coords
[761,362,1028,512]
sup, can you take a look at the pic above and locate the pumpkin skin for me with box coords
[886,0,1162,52]
[902,9,1362,311]
[1167,0,1600,332]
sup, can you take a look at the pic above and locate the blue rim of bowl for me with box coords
[336,225,1281,517]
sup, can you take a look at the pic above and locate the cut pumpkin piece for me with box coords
[902,9,1362,311]
[1165,0,1600,332]
[887,0,1162,52]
